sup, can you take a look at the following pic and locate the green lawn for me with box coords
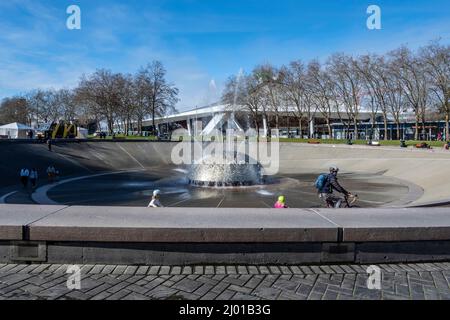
[86,134,448,148]
[87,134,158,141]
[279,138,448,148]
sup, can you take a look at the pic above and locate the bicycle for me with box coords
[341,194,359,208]
[322,193,358,208]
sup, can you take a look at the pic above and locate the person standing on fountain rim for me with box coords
[148,189,164,208]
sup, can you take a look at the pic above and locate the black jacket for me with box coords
[321,173,349,195]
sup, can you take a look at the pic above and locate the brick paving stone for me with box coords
[269,266,281,274]
[258,266,271,274]
[310,266,323,274]
[124,266,138,275]
[319,266,335,274]
[205,266,215,275]
[135,266,149,275]
[278,291,306,300]
[172,278,203,293]
[397,264,416,272]
[247,266,259,275]
[17,264,42,274]
[231,292,260,300]
[194,266,204,274]
[408,264,425,272]
[340,265,355,273]
[350,265,366,273]
[216,289,236,300]
[146,285,178,299]
[85,283,112,297]
[88,265,105,274]
[0,273,34,286]
[100,265,116,274]
[244,275,264,290]
[215,266,226,274]
[2,262,450,300]
[30,264,51,274]
[228,284,253,294]
[193,283,215,297]
[237,266,248,274]
[106,289,132,300]
[388,264,405,273]
[111,265,127,275]
[279,266,292,274]
[226,266,237,274]
[300,266,314,274]
[80,265,95,274]
[329,265,345,274]
[200,291,220,300]
[0,264,18,272]
[323,290,339,300]
[273,278,300,292]
[181,266,191,275]
[169,266,181,275]
[64,290,92,300]
[147,266,160,275]
[157,266,170,275]
[7,264,30,273]
[122,292,148,300]
[289,266,302,274]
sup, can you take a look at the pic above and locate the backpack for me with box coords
[314,174,328,191]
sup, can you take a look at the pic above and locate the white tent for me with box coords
[77,127,89,139]
[0,122,34,139]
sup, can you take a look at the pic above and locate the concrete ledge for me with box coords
[1,205,450,243]
[27,207,338,243]
[314,207,450,242]
[1,205,450,264]
[0,204,67,240]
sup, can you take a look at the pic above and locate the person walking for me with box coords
[148,190,164,208]
[20,168,30,188]
[29,168,38,190]
[47,139,52,152]
[46,165,56,183]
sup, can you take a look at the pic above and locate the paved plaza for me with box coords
[1,262,450,300]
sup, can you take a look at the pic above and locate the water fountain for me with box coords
[188,152,262,187]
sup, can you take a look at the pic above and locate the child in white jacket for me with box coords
[148,189,164,208]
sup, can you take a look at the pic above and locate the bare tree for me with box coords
[222,71,265,137]
[389,47,429,140]
[280,61,306,137]
[137,61,179,134]
[0,97,31,125]
[307,60,335,139]
[253,64,284,134]
[420,42,450,140]
[76,69,122,134]
[327,54,364,140]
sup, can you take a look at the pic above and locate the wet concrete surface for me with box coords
[46,166,412,208]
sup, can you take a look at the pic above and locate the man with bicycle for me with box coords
[317,166,354,208]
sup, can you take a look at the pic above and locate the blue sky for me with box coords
[0,0,449,111]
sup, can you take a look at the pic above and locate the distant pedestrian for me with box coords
[20,168,30,188]
[46,165,56,183]
[47,139,52,152]
[148,189,164,208]
[29,168,38,189]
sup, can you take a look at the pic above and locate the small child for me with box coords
[148,189,164,208]
[274,195,288,209]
